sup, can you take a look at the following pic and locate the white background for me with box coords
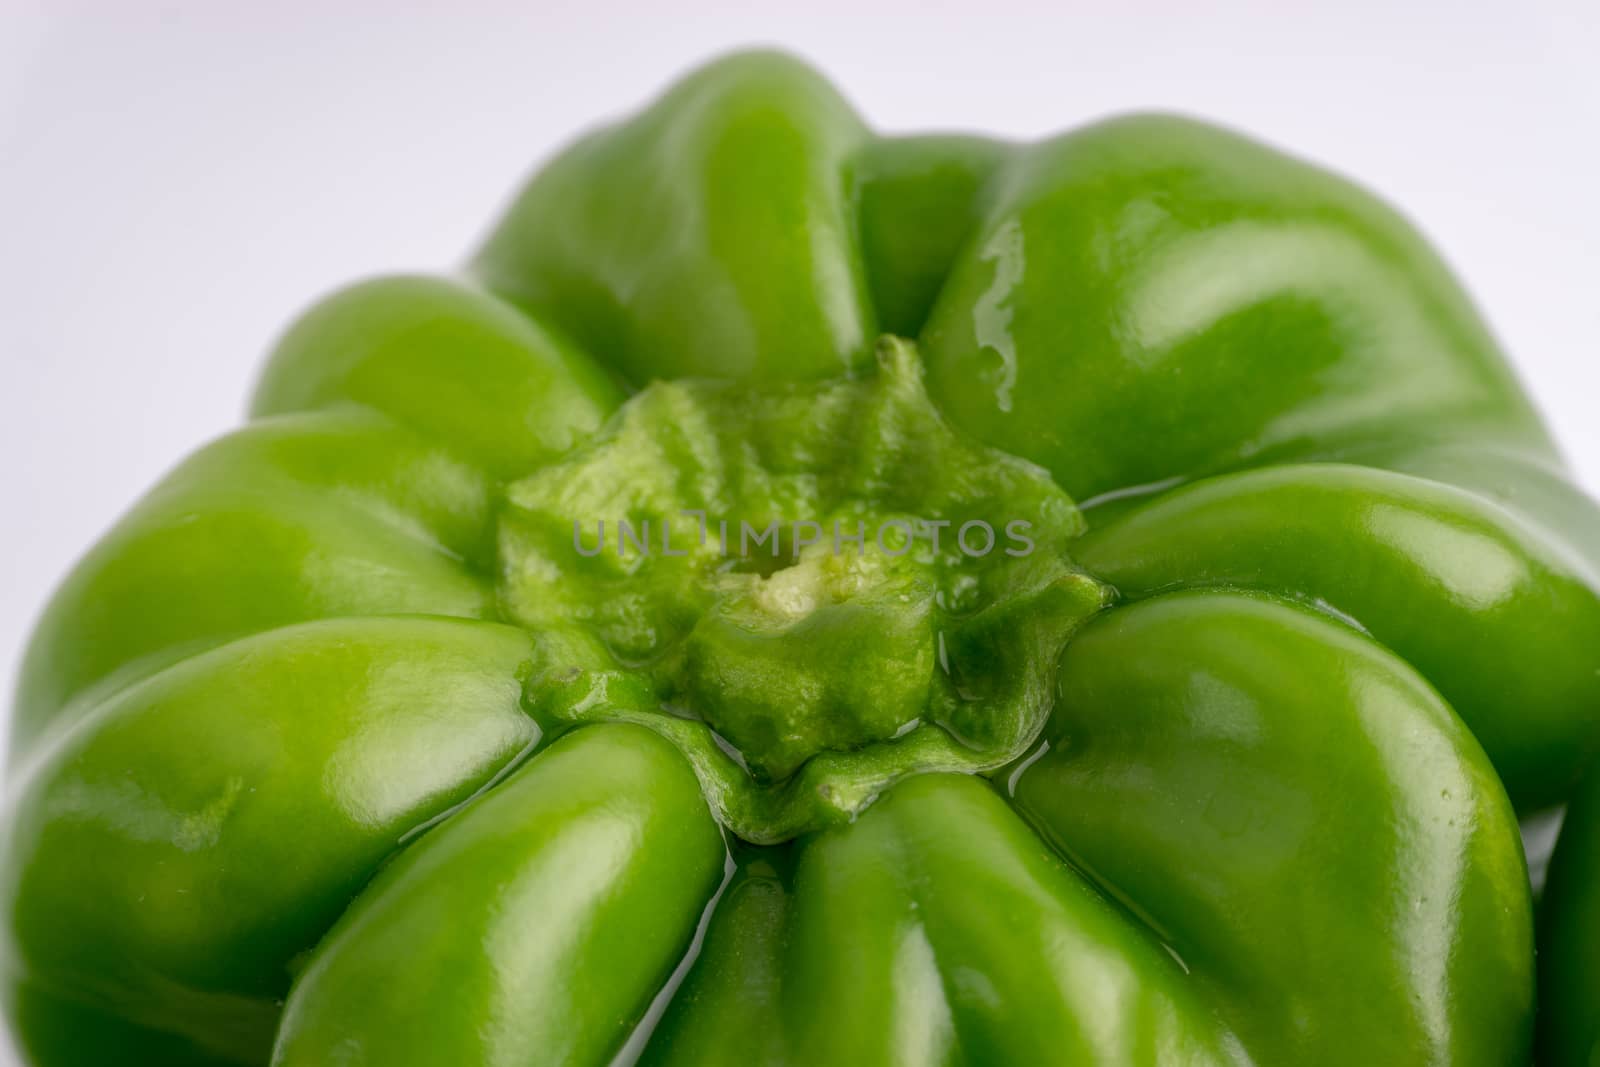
[0,1,1597,1058]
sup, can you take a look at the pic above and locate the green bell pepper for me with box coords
[6,49,1596,1065]
[1540,764,1600,1065]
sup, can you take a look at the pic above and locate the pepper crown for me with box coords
[498,338,1109,842]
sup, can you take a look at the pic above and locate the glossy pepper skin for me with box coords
[4,50,1595,1066]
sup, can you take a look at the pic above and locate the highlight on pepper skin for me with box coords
[4,49,1598,1067]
